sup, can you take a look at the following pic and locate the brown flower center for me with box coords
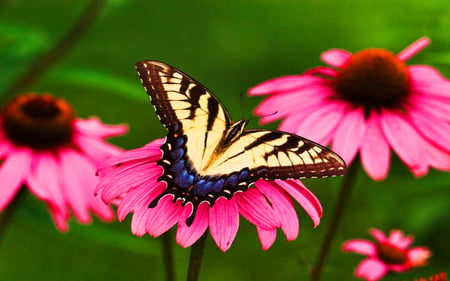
[334,48,410,112]
[377,242,408,265]
[2,93,75,148]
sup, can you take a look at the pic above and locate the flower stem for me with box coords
[0,188,26,242]
[186,234,207,281]
[161,230,176,281]
[310,159,360,281]
[1,0,107,103]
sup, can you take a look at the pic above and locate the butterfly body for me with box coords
[136,60,346,225]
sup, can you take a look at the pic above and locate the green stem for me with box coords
[186,234,207,281]
[161,230,176,281]
[0,188,26,242]
[310,159,360,281]
[1,0,107,103]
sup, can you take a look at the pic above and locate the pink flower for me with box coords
[342,228,432,281]
[413,272,447,281]
[249,37,450,180]
[0,93,127,231]
[96,138,323,252]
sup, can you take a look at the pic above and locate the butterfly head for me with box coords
[224,119,248,144]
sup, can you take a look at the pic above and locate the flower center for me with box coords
[377,243,408,265]
[2,93,76,148]
[334,48,410,112]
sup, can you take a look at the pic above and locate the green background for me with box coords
[0,0,449,280]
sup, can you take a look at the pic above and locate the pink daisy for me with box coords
[249,37,450,180]
[0,93,127,231]
[96,138,323,252]
[342,228,432,281]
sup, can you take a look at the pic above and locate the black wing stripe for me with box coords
[244,132,281,151]
[207,97,219,131]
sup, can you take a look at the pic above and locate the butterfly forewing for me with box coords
[201,129,346,179]
[135,61,232,172]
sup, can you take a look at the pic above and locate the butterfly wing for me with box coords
[202,129,346,180]
[135,60,232,171]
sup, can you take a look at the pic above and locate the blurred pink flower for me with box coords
[0,93,127,231]
[96,138,323,252]
[249,37,450,180]
[413,272,447,281]
[342,228,431,281]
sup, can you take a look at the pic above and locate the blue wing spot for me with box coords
[193,179,206,195]
[211,178,225,193]
[193,180,214,196]
[175,136,186,148]
[239,168,250,180]
[225,174,239,187]
[171,159,185,173]
[170,148,184,161]
[174,170,193,189]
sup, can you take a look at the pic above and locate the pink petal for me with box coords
[234,188,279,229]
[97,140,163,175]
[342,239,377,256]
[27,152,67,215]
[117,181,166,221]
[254,83,333,124]
[422,138,450,171]
[397,235,414,249]
[295,101,347,145]
[409,65,450,98]
[255,180,298,240]
[131,209,149,237]
[360,112,390,180]
[63,150,114,222]
[407,247,431,266]
[320,49,352,67]
[278,98,332,133]
[49,208,70,232]
[74,117,128,138]
[145,195,184,237]
[257,227,277,250]
[369,228,387,243]
[332,108,367,164]
[59,149,92,223]
[397,37,430,61]
[249,75,324,96]
[74,133,123,163]
[209,197,239,252]
[409,109,450,152]
[0,148,31,211]
[388,264,410,272]
[0,140,13,158]
[176,202,209,248]
[276,180,322,227]
[387,229,404,245]
[98,161,162,203]
[380,110,428,176]
[408,94,450,122]
[355,258,389,281]
[304,66,338,77]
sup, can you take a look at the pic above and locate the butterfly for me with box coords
[135,60,346,225]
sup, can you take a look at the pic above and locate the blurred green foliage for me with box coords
[0,0,449,280]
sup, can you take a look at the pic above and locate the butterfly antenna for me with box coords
[247,111,278,123]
